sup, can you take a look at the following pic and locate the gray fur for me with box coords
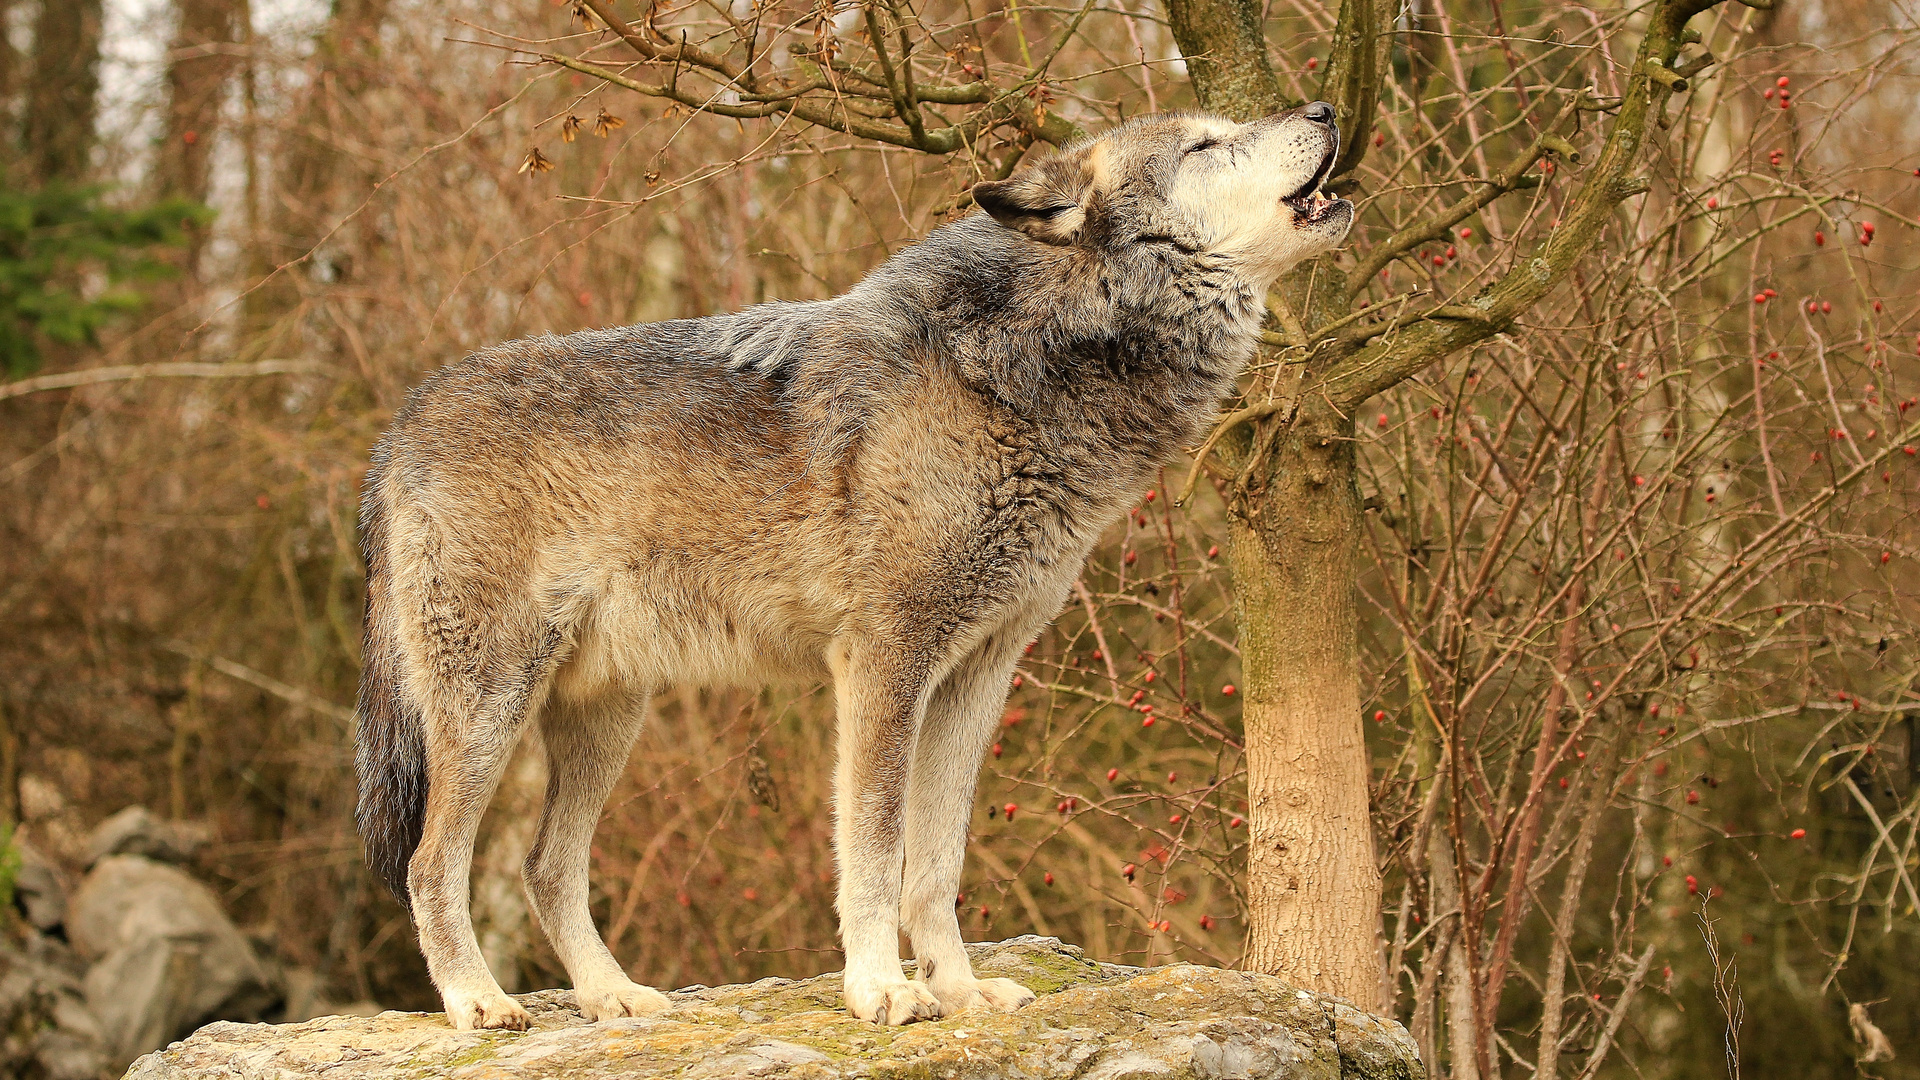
[354,106,1352,1031]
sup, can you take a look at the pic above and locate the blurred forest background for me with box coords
[1,0,1916,1076]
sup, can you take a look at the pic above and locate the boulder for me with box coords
[12,839,69,932]
[0,934,110,1080]
[68,855,279,1068]
[83,808,210,869]
[126,937,1423,1080]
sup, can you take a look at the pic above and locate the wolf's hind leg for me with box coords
[524,687,668,1022]
[411,690,540,1031]
[901,640,1037,1015]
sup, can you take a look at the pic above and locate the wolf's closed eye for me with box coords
[1186,138,1219,154]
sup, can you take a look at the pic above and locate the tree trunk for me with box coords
[161,0,246,205]
[1226,395,1383,1005]
[1162,0,1282,119]
[1160,0,1387,1005]
[22,0,105,185]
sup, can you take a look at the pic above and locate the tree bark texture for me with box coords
[23,0,105,185]
[1162,0,1282,120]
[1161,0,1386,1005]
[1225,397,1383,1006]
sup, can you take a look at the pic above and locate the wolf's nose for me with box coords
[1302,101,1336,125]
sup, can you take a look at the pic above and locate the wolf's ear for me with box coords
[971,165,1090,245]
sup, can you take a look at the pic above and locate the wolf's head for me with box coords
[971,105,1353,285]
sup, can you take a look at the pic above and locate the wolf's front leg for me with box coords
[831,640,945,1026]
[900,645,1037,1015]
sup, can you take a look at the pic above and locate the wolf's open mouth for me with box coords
[1282,138,1341,222]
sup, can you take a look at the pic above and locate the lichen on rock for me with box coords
[124,936,1424,1080]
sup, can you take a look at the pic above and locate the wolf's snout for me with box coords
[1301,101,1335,126]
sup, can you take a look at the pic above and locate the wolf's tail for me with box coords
[354,465,427,912]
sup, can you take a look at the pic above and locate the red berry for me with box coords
[1777,75,1790,87]
[1753,293,1767,304]
[1882,552,1892,564]
[1044,871,1055,885]
[1821,300,1832,314]
[1373,132,1385,147]
[1633,475,1645,486]
[1141,715,1155,727]
[1108,767,1120,781]
[1863,221,1875,235]
[1122,862,1136,879]
[1004,803,1017,820]
[992,742,1003,757]
[1432,254,1445,267]
[1663,855,1673,867]
[1790,828,1807,840]
[1378,413,1390,428]
[1686,790,1701,804]
[1373,709,1386,721]
[1446,245,1457,259]
[1815,230,1825,246]
[1169,813,1182,824]
[1764,87,1775,99]
[1306,57,1319,70]
[1144,489,1157,502]
[1558,777,1569,789]
[1207,545,1219,558]
[1686,875,1699,894]
[1200,914,1215,930]
[1706,196,1718,209]
[1229,816,1244,828]
[1221,684,1236,696]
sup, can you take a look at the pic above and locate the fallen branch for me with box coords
[0,359,322,402]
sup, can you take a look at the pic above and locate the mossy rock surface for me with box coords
[123,936,1423,1080]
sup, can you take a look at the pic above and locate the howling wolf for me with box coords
[355,103,1353,1030]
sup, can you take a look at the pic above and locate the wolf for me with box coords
[355,103,1353,1031]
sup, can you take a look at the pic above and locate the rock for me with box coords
[126,936,1424,1080]
[0,934,110,1080]
[274,966,383,1024]
[83,808,210,869]
[68,855,279,1068]
[12,839,69,932]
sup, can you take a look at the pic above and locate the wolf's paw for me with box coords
[932,975,1037,1014]
[845,976,945,1026]
[444,988,531,1031]
[575,979,672,1022]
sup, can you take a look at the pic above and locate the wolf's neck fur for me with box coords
[724,214,1270,469]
